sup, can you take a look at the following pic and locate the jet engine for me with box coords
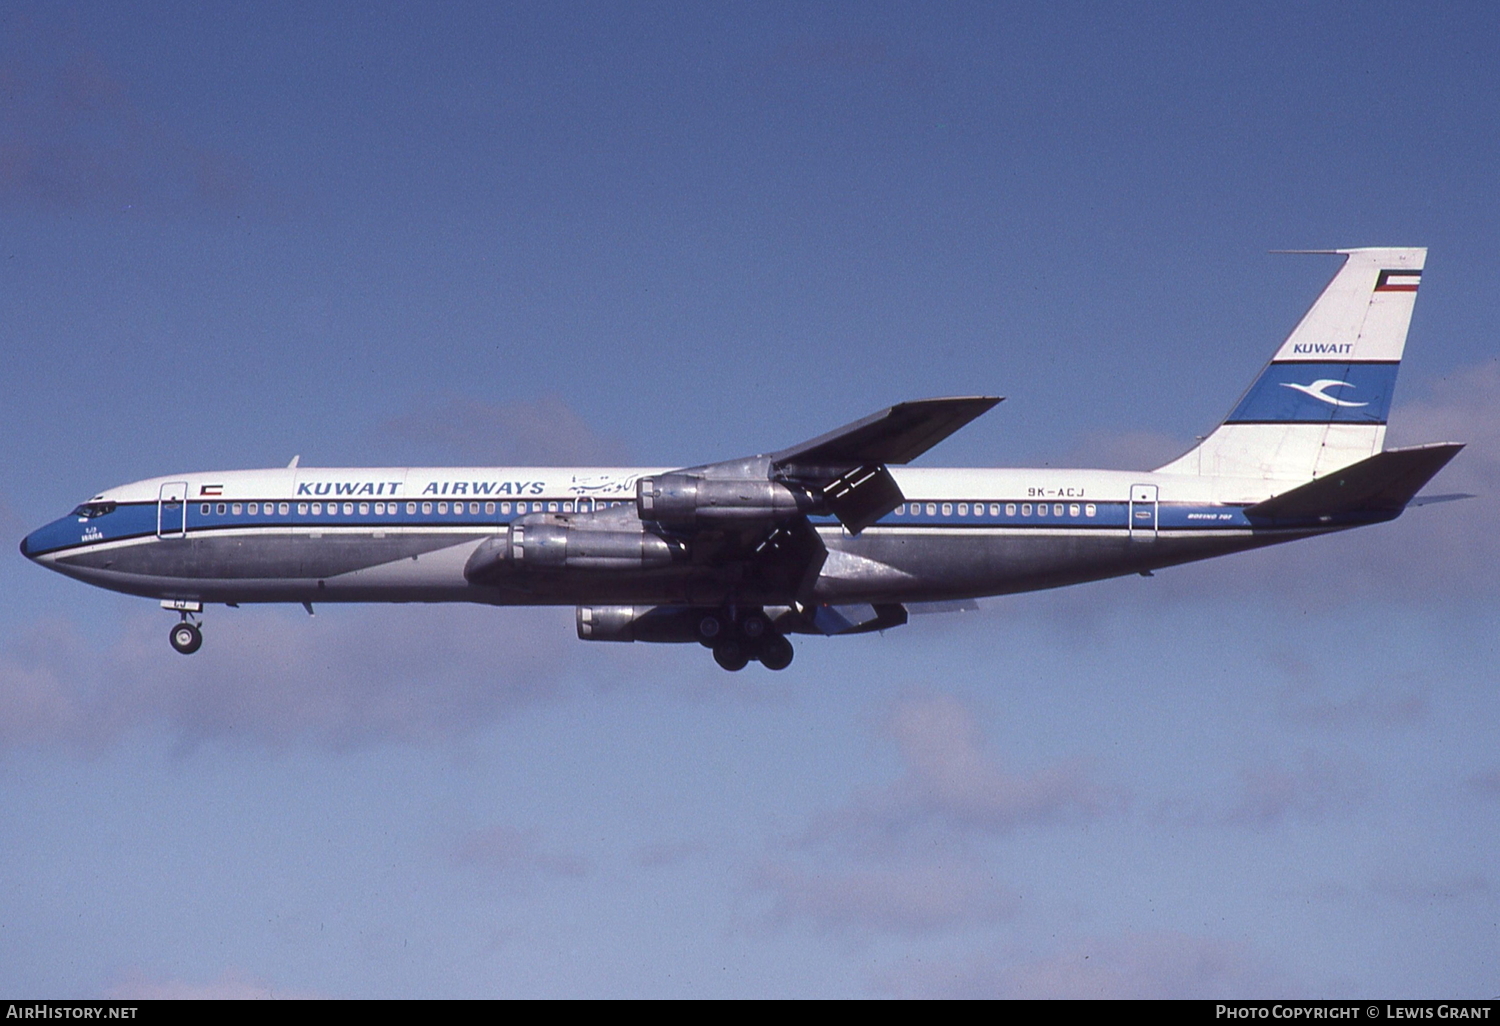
[575,605,705,643]
[635,473,815,527]
[464,521,685,583]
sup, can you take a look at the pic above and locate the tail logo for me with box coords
[1279,379,1369,408]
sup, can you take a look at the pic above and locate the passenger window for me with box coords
[469,503,479,514]
[501,502,511,514]
[232,503,242,515]
[248,503,258,515]
[548,502,558,512]
[298,503,308,515]
[311,503,322,515]
[1069,504,1080,517]
[1005,504,1015,516]
[926,503,936,516]
[1021,504,1031,516]
[200,504,211,515]
[1038,504,1047,517]
[1085,503,1096,517]
[485,502,496,515]
[957,503,968,515]
[343,503,353,515]
[359,503,369,515]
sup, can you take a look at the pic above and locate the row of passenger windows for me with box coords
[192,499,1098,521]
[894,501,1098,519]
[198,500,634,518]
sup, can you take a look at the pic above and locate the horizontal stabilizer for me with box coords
[772,396,1001,470]
[1246,443,1464,520]
[907,599,981,615]
[1406,492,1474,508]
[808,602,909,636]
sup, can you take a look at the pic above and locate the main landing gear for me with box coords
[695,609,795,672]
[162,600,203,655]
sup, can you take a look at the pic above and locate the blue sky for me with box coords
[2,1,1497,998]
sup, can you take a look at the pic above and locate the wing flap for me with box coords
[820,464,905,534]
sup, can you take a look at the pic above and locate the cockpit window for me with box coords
[72,502,117,519]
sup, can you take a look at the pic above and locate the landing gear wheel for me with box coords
[169,621,203,655]
[713,640,750,672]
[697,614,723,641]
[739,612,770,641]
[758,634,794,671]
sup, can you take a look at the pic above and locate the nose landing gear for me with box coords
[162,599,203,655]
[169,619,203,655]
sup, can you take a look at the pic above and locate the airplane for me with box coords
[20,247,1464,671]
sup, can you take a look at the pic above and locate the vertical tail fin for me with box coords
[1156,247,1425,482]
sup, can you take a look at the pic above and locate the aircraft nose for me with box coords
[19,531,34,559]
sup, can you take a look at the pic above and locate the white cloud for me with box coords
[1158,750,1370,830]
[383,394,632,467]
[1369,871,1488,906]
[1225,751,1370,828]
[106,969,321,1000]
[751,858,1020,935]
[1466,767,1500,800]
[1063,428,1193,472]
[0,23,259,213]
[819,694,1116,844]
[883,931,1303,999]
[453,825,591,881]
[0,604,577,754]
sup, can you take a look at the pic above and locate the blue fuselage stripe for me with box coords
[25,496,1387,560]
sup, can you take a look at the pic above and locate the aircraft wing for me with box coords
[770,396,1002,471]
[600,395,1002,604]
[768,396,1002,533]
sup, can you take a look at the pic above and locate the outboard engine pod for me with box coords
[636,473,813,527]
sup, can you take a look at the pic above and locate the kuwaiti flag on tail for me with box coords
[1375,268,1422,292]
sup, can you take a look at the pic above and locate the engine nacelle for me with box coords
[464,521,684,582]
[636,473,814,527]
[576,605,704,643]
